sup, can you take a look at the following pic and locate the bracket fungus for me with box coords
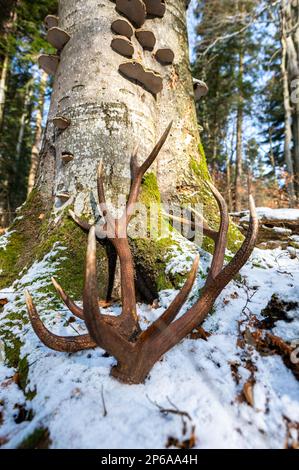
[115,0,146,28]
[193,78,209,101]
[38,54,59,75]
[111,36,134,58]
[44,15,59,30]
[135,29,156,51]
[111,18,134,39]
[155,48,174,65]
[144,0,166,17]
[56,192,71,203]
[119,61,163,95]
[61,153,74,164]
[53,116,71,130]
[46,27,70,51]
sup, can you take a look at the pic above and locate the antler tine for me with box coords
[217,195,258,284]
[139,121,173,176]
[164,210,218,242]
[69,209,91,232]
[148,197,258,362]
[51,277,84,320]
[139,254,199,341]
[82,226,102,344]
[95,160,140,334]
[205,181,229,285]
[126,122,173,218]
[83,227,132,358]
[188,206,219,242]
[130,144,139,181]
[97,159,105,205]
[25,290,96,352]
[69,209,107,240]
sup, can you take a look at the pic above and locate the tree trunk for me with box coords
[1,0,242,305]
[226,154,233,212]
[289,0,299,198]
[0,54,9,130]
[27,71,48,196]
[15,81,32,162]
[234,52,244,212]
[269,127,279,188]
[0,0,17,34]
[34,0,217,299]
[292,90,299,197]
[0,6,18,130]
[280,1,296,206]
[38,1,204,204]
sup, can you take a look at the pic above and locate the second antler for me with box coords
[25,123,258,384]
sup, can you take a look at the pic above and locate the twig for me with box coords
[101,385,107,417]
[146,394,191,421]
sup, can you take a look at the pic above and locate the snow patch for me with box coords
[0,241,298,449]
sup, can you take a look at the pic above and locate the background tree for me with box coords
[193,0,259,211]
[0,0,57,226]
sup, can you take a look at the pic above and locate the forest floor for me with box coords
[0,218,299,449]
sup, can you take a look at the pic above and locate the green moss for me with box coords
[0,190,108,299]
[0,304,35,399]
[131,237,179,294]
[18,427,51,449]
[139,172,161,206]
[3,334,22,369]
[0,190,46,290]
[33,214,107,301]
[0,192,108,383]
[18,355,36,400]
[190,147,211,182]
[129,173,185,294]
[187,154,243,253]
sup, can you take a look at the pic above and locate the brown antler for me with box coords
[26,123,259,384]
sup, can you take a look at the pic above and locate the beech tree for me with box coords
[0,0,243,307]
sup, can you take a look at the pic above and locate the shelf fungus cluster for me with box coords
[119,61,163,94]
[38,15,72,135]
[52,116,71,130]
[193,78,209,101]
[61,152,74,164]
[38,15,71,76]
[56,191,71,203]
[110,0,174,95]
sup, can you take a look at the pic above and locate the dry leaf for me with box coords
[243,380,254,407]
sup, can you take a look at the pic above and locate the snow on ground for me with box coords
[0,235,298,449]
[236,207,299,223]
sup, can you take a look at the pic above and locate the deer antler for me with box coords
[26,122,259,384]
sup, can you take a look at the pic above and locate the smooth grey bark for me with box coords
[37,0,206,216]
